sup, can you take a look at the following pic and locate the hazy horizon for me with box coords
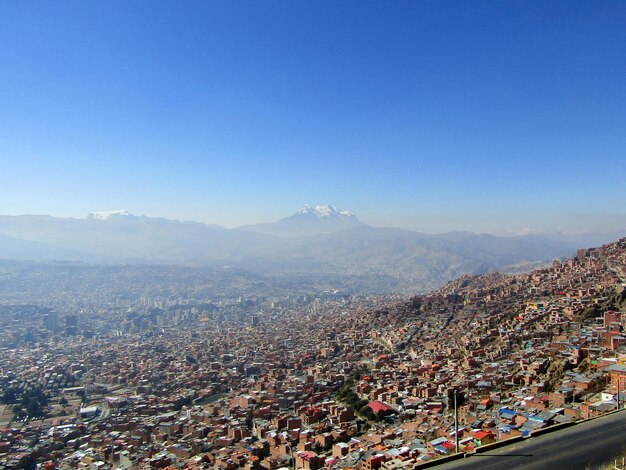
[1,206,625,239]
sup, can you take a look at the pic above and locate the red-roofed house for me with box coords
[472,430,496,447]
[367,401,394,414]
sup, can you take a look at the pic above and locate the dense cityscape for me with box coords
[2,0,626,468]
[1,237,625,469]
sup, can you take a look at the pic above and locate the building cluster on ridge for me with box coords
[0,238,625,469]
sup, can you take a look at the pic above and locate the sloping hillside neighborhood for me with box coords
[0,238,625,469]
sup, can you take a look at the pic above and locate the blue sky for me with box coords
[1,1,625,234]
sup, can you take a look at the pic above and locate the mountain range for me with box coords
[239,205,363,238]
[0,205,606,293]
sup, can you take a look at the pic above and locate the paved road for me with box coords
[437,411,626,470]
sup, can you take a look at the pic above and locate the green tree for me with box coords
[359,405,380,421]
[12,405,25,420]
[1,388,17,404]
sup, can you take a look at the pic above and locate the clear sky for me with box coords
[1,1,625,234]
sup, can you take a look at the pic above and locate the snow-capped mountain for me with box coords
[0,209,581,293]
[296,205,355,219]
[87,210,133,220]
[239,205,364,237]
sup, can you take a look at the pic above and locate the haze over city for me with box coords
[4,2,626,470]
[1,1,625,235]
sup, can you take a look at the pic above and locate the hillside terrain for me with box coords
[0,207,582,293]
[1,234,624,468]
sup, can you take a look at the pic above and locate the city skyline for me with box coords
[1,1,625,234]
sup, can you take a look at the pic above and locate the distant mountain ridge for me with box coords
[0,206,593,293]
[239,204,364,237]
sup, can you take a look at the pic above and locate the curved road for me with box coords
[437,411,626,470]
